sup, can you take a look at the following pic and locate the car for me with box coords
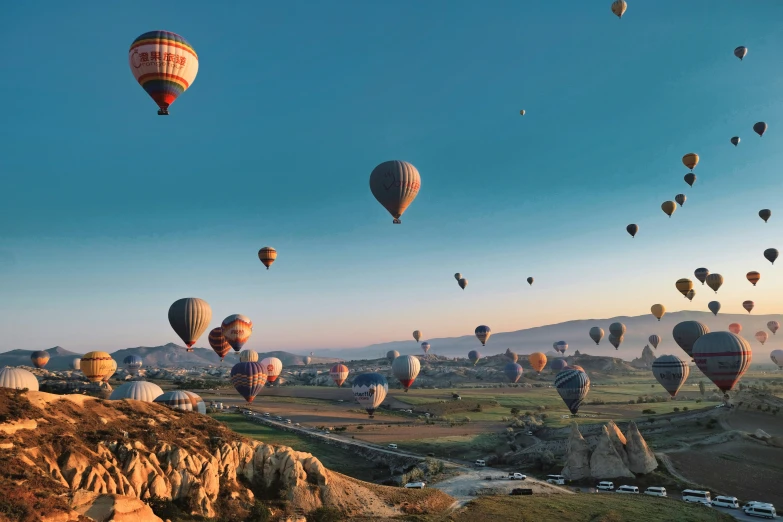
[275,416,283,420]
[387,444,398,449]
[744,504,777,519]
[712,496,739,509]
[404,482,426,489]
[597,481,615,491]
[616,485,639,494]
[508,473,527,480]
[681,489,712,506]
[546,475,565,485]
[475,460,486,467]
[644,487,667,497]
[285,419,292,424]
[526,431,534,436]
[294,423,300,427]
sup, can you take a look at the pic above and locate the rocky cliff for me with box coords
[0,388,452,522]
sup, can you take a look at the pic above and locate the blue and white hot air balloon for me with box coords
[555,368,590,415]
[475,325,491,346]
[123,355,143,376]
[352,373,388,418]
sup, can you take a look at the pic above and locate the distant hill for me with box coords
[0,346,80,370]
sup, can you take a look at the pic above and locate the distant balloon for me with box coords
[743,300,755,314]
[72,358,81,371]
[686,289,696,302]
[682,153,699,171]
[609,322,626,338]
[672,321,710,359]
[626,224,638,238]
[661,201,677,218]
[550,359,568,372]
[168,298,212,352]
[208,327,232,360]
[123,355,143,376]
[352,373,388,418]
[260,357,283,383]
[421,342,431,354]
[746,271,761,286]
[458,278,468,290]
[386,350,399,363]
[648,335,661,349]
[589,326,604,345]
[555,368,590,414]
[693,332,751,392]
[468,350,482,366]
[734,46,748,60]
[504,363,524,383]
[652,355,690,398]
[675,194,686,206]
[555,341,568,354]
[694,268,709,285]
[755,331,768,345]
[454,273,462,281]
[413,330,422,342]
[330,363,349,387]
[706,273,724,293]
[570,365,585,372]
[651,304,666,321]
[770,349,783,369]
[684,173,696,187]
[753,122,768,137]
[505,348,519,363]
[529,353,547,374]
[611,0,628,19]
[475,326,491,346]
[675,278,693,297]
[303,356,312,365]
[519,109,526,116]
[369,160,421,224]
[728,323,742,335]
[608,334,624,350]
[768,321,780,335]
[222,314,253,353]
[240,349,259,363]
[392,355,421,392]
[230,362,267,403]
[258,247,277,270]
[708,301,721,315]
[764,248,779,265]
[759,209,771,223]
[731,136,740,146]
[30,350,50,369]
[527,277,534,286]
[80,352,114,383]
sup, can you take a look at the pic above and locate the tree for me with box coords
[510,407,520,416]
[698,380,706,397]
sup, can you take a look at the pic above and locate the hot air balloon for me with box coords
[519,110,526,116]
[504,363,524,383]
[386,350,399,363]
[207,327,232,361]
[109,381,163,402]
[555,368,590,415]
[475,326,491,346]
[30,351,50,369]
[770,350,783,369]
[626,224,638,238]
[764,248,778,265]
[303,356,312,365]
[589,327,605,345]
[330,364,349,386]
[675,278,693,297]
[743,300,755,314]
[734,46,748,60]
[684,173,696,187]
[609,334,623,350]
[768,321,780,335]
[652,355,689,398]
[673,321,709,359]
[759,209,771,223]
[230,362,267,403]
[154,390,201,412]
[755,331,768,345]
[258,247,277,270]
[570,365,585,372]
[369,160,421,224]
[72,358,81,371]
[694,268,709,285]
[529,353,547,374]
[103,359,118,383]
[421,342,430,354]
[611,0,627,19]
[123,355,143,376]
[706,274,724,293]
[746,271,761,286]
[609,322,626,338]
[468,350,481,366]
[168,298,211,352]
[0,368,38,392]
[260,357,283,383]
[352,373,388,418]
[661,201,677,218]
[555,341,568,354]
[651,304,666,321]
[728,323,742,335]
[412,330,422,342]
[682,153,699,171]
[692,332,751,392]
[686,289,696,302]
[222,314,253,353]
[731,136,740,146]
[458,278,468,290]
[708,301,721,315]
[753,122,767,137]
[392,355,421,392]
[505,349,519,363]
[648,335,661,349]
[81,352,114,383]
[527,277,534,286]
[454,273,462,281]
[240,349,259,363]
[551,359,568,372]
[675,194,686,206]
[129,31,199,115]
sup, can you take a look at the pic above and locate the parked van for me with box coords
[387,444,398,449]
[744,504,776,519]
[616,485,639,494]
[474,460,486,467]
[682,489,712,506]
[597,481,615,491]
[712,496,739,509]
[644,487,667,497]
[546,475,565,485]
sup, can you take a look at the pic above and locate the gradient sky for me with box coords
[2,1,783,354]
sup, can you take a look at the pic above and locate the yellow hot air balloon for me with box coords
[706,273,724,294]
[651,304,666,321]
[682,153,699,170]
[80,351,115,383]
[675,278,693,297]
[611,0,627,19]
[528,352,547,375]
[661,201,677,218]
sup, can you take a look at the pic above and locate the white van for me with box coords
[644,487,667,497]
[616,485,639,494]
[597,481,615,491]
[744,504,776,519]
[387,444,398,449]
[682,489,712,506]
[712,496,739,509]
[475,459,486,467]
[546,475,565,485]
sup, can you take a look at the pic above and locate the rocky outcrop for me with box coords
[70,490,163,522]
[606,420,630,469]
[561,423,591,480]
[589,426,634,479]
[625,422,658,474]
[630,345,656,369]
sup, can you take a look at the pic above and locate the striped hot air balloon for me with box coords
[392,355,421,392]
[692,332,751,392]
[258,247,277,270]
[746,271,761,286]
[675,279,693,297]
[768,321,780,335]
[673,321,710,359]
[30,350,50,369]
[129,31,198,115]
[260,357,283,383]
[230,362,267,403]
[123,355,143,376]
[330,364,349,387]
[421,342,431,354]
[468,350,481,366]
[694,268,709,285]
[555,368,590,415]
[222,314,253,353]
[168,298,212,352]
[648,335,661,349]
[208,327,232,360]
[109,381,163,402]
[154,390,198,412]
[369,161,421,224]
[555,341,568,354]
[352,373,388,418]
[475,326,491,346]
[706,274,724,293]
[504,363,524,383]
[81,352,114,383]
[771,350,783,369]
[652,355,689,398]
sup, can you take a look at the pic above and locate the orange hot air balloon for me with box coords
[528,352,547,375]
[728,323,742,335]
[682,153,699,170]
[330,364,349,387]
[755,331,768,345]
[258,247,277,270]
[746,271,760,286]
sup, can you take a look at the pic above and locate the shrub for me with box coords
[682,407,689,412]
[641,409,656,414]
[673,407,680,412]
[356,425,364,430]
[510,407,520,416]
[308,507,344,522]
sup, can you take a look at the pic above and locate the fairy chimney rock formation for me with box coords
[606,420,630,468]
[589,425,633,479]
[561,422,591,481]
[624,421,658,474]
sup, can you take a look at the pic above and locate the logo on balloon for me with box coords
[130,49,141,69]
[266,364,274,373]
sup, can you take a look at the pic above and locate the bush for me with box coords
[641,409,656,414]
[356,425,363,430]
[510,407,520,416]
[248,502,272,522]
[682,407,689,412]
[673,407,680,412]
[308,507,344,522]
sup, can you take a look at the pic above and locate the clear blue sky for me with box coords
[2,1,783,354]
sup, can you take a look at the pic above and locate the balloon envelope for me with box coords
[652,355,689,398]
[672,321,710,359]
[30,350,50,369]
[369,160,421,223]
[81,352,114,383]
[412,330,422,342]
[468,350,481,365]
[260,357,283,383]
[555,341,568,354]
[694,268,709,285]
[208,327,232,360]
[240,349,259,363]
[386,350,399,363]
[661,201,677,217]
[626,224,638,238]
[648,335,661,349]
[303,356,312,365]
[753,122,767,137]
[746,272,761,286]
[0,368,39,392]
[123,355,143,376]
[708,301,721,315]
[458,278,468,289]
[728,323,742,335]
[759,209,771,223]
[675,279,693,297]
[755,331,768,345]
[770,350,783,369]
[555,368,590,414]
[611,0,627,18]
[692,332,751,392]
[475,326,491,346]
[609,323,626,338]
[768,321,780,335]
[651,304,666,321]
[352,373,388,417]
[421,342,430,354]
[589,327,604,345]
[454,273,462,281]
[258,247,277,269]
[684,173,696,187]
[392,355,421,391]
[330,364,350,386]
[168,298,212,351]
[731,136,740,146]
[230,362,267,403]
[551,359,568,372]
[608,334,623,350]
[527,277,534,285]
[675,194,686,206]
[734,46,748,60]
[686,289,696,301]
[743,300,755,314]
[504,363,524,383]
[529,352,547,374]
[764,248,779,265]
[682,153,699,170]
[706,274,724,293]
[222,314,253,352]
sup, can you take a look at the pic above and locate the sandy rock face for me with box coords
[624,421,658,474]
[70,490,163,522]
[562,421,657,480]
[589,426,634,479]
[606,420,630,469]
[561,422,591,480]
